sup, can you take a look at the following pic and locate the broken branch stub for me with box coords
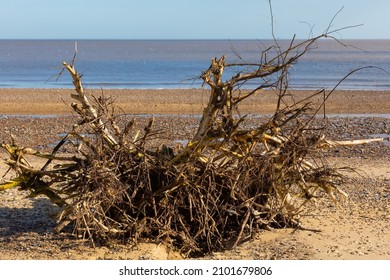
[62,61,118,148]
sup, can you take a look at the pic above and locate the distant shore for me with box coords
[0,88,389,116]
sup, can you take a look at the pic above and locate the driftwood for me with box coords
[0,33,384,256]
[324,138,385,146]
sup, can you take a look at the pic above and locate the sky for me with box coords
[1,0,390,40]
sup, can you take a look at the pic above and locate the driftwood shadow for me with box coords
[0,198,59,237]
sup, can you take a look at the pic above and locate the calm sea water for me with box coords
[0,39,390,90]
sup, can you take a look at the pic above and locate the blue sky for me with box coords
[1,0,389,39]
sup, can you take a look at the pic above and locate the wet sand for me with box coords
[0,88,389,115]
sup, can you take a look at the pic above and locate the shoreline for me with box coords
[0,88,389,115]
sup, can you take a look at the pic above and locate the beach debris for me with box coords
[0,33,384,257]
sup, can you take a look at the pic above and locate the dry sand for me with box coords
[0,88,389,260]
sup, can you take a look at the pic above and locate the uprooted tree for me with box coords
[0,32,384,256]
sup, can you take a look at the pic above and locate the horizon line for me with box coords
[1,37,390,41]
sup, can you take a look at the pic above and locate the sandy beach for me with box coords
[0,88,389,260]
[0,88,389,115]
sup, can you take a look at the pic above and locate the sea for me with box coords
[1,39,390,90]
